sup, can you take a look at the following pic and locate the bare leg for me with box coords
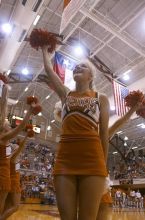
[0,193,21,220]
[96,203,112,220]
[54,175,77,220]
[0,191,8,216]
[78,176,105,220]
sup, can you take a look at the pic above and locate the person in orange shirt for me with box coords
[96,102,142,220]
[53,96,141,220]
[0,76,41,219]
[42,45,109,220]
[0,86,34,217]
[0,129,34,220]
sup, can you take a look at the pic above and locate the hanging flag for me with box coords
[53,52,76,90]
[113,80,129,116]
[60,0,86,33]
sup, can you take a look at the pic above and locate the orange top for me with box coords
[0,144,11,191]
[53,91,107,176]
[10,162,17,175]
[61,91,100,138]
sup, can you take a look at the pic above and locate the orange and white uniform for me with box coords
[0,144,11,191]
[10,161,21,193]
[53,91,107,176]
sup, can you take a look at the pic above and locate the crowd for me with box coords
[10,140,57,205]
[112,154,145,180]
[113,189,144,209]
[17,141,55,172]
[20,173,56,205]
[10,138,145,210]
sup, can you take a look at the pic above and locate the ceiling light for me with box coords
[47,125,51,131]
[2,23,12,34]
[51,120,55,123]
[15,116,23,120]
[124,142,127,146]
[123,69,132,75]
[138,123,145,128]
[132,146,138,149]
[24,87,28,92]
[46,95,50,99]
[24,110,27,114]
[110,105,115,111]
[113,151,118,154]
[38,112,42,116]
[124,136,128,140]
[33,15,40,26]
[74,45,84,56]
[7,69,11,75]
[22,68,29,75]
[137,123,144,127]
[116,131,123,134]
[123,74,130,81]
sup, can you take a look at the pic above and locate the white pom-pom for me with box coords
[103,176,112,195]
[53,101,62,122]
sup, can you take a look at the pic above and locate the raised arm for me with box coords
[109,103,141,138]
[0,84,8,131]
[99,94,110,162]
[42,46,68,102]
[11,136,27,162]
[0,107,32,141]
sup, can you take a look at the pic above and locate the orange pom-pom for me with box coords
[125,90,144,108]
[27,96,38,105]
[32,105,42,115]
[29,29,58,53]
[27,129,35,137]
[25,124,33,131]
[136,99,145,118]
[0,73,8,84]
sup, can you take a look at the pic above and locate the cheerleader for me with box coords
[42,45,109,219]
[53,99,141,220]
[0,74,41,218]
[0,128,34,220]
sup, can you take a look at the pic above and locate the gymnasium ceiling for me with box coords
[0,0,145,154]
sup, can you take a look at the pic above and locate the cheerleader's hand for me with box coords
[132,101,143,111]
[27,129,35,137]
[42,45,55,57]
[31,105,42,115]
[27,96,38,105]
